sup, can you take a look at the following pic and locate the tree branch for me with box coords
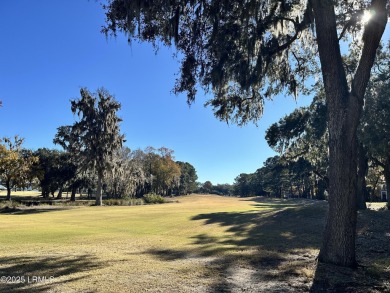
[351,0,388,101]
[337,10,365,41]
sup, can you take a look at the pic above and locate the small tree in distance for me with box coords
[54,88,125,205]
[0,136,37,200]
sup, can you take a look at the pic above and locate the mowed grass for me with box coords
[0,190,41,198]
[0,194,388,292]
[0,195,324,292]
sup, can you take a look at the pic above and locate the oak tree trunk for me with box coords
[70,187,76,202]
[311,0,387,267]
[312,1,358,267]
[357,143,368,210]
[383,159,390,209]
[6,186,11,201]
[95,172,103,206]
[57,186,64,199]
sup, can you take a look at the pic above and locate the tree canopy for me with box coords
[103,0,388,267]
[104,1,386,122]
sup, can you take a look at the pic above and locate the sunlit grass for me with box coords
[1,194,386,292]
[0,190,41,197]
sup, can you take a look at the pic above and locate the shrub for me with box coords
[143,193,165,204]
[103,198,144,206]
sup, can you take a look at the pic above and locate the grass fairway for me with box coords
[0,195,388,292]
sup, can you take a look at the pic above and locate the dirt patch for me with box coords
[310,207,390,293]
[194,202,390,292]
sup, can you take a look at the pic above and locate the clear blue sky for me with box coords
[1,1,386,184]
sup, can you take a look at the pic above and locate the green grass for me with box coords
[0,194,388,292]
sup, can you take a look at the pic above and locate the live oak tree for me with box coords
[266,92,371,206]
[265,93,329,199]
[103,0,388,267]
[32,149,77,199]
[54,88,125,205]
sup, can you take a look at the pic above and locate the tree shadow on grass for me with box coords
[191,202,326,251]
[311,208,390,292]
[148,199,327,292]
[0,254,102,292]
[148,199,389,292]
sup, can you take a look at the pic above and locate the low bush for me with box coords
[143,193,165,204]
[103,198,144,206]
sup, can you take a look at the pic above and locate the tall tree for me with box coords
[103,0,388,267]
[32,149,77,199]
[150,147,181,196]
[176,161,198,195]
[202,181,213,194]
[54,88,125,205]
[234,173,253,197]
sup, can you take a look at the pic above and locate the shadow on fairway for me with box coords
[148,198,327,292]
[148,198,390,292]
[311,208,390,292]
[0,254,102,292]
[190,201,326,251]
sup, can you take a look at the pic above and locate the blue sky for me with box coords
[1,1,387,184]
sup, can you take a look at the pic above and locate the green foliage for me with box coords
[175,161,198,195]
[266,108,311,154]
[32,149,77,198]
[212,183,234,196]
[360,42,390,160]
[266,91,327,158]
[233,155,323,199]
[234,173,262,197]
[200,181,213,194]
[359,42,390,206]
[143,193,166,204]
[142,147,181,196]
[264,92,328,198]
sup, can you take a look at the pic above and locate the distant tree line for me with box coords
[0,88,198,204]
[232,43,390,208]
[195,181,234,196]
